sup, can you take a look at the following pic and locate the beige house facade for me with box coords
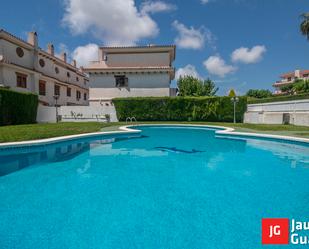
[273,69,309,95]
[0,29,89,106]
[84,45,176,105]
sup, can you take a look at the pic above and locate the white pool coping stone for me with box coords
[0,123,308,149]
[0,126,140,149]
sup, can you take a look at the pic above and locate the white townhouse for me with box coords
[0,29,89,106]
[84,45,176,105]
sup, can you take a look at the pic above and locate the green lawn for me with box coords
[0,122,114,143]
[1,121,309,143]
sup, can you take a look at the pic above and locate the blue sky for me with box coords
[1,0,308,95]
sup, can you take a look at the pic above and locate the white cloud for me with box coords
[231,45,266,64]
[175,64,201,80]
[72,43,99,67]
[172,20,213,50]
[201,0,210,4]
[62,0,160,45]
[141,1,176,14]
[203,55,237,78]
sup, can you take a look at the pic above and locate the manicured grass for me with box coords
[0,122,113,143]
[1,121,309,143]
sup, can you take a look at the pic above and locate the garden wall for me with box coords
[244,99,309,126]
[113,96,247,122]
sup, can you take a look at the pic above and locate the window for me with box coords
[76,90,81,101]
[103,52,108,61]
[55,67,59,74]
[16,73,27,88]
[39,80,46,96]
[67,72,70,78]
[16,47,24,57]
[84,92,87,101]
[115,75,128,87]
[54,84,60,96]
[39,59,45,67]
[67,87,71,97]
[76,77,79,82]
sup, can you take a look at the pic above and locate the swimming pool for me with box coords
[0,125,308,248]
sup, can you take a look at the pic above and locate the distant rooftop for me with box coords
[99,45,176,61]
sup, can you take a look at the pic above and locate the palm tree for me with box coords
[300,12,309,40]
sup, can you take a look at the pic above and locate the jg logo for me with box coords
[262,218,289,244]
[269,225,281,238]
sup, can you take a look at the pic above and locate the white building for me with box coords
[84,45,176,105]
[0,29,89,106]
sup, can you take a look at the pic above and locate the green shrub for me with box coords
[113,96,247,122]
[248,93,309,104]
[246,89,273,98]
[0,88,38,125]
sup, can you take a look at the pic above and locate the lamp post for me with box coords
[231,97,239,124]
[53,95,59,123]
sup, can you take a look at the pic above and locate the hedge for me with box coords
[0,88,38,125]
[248,93,309,104]
[113,96,247,122]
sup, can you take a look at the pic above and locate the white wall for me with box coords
[105,52,170,67]
[244,99,309,126]
[89,72,170,99]
[37,105,57,123]
[90,88,170,99]
[247,99,309,112]
[36,104,118,123]
[1,39,33,69]
[60,104,118,122]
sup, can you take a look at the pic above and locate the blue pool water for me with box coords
[0,125,308,249]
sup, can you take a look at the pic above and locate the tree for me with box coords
[177,76,218,97]
[201,78,219,96]
[280,84,294,95]
[246,89,272,98]
[300,12,309,40]
[292,79,309,94]
[228,89,236,97]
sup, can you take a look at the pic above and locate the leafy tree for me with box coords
[246,89,272,98]
[280,84,294,95]
[300,12,309,40]
[228,89,236,97]
[292,79,309,94]
[177,76,218,97]
[201,78,219,96]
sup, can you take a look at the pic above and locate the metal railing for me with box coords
[126,117,137,123]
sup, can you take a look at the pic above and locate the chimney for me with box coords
[71,59,77,67]
[60,52,67,63]
[47,43,54,56]
[28,31,38,48]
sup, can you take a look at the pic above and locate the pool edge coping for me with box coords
[0,126,140,148]
[0,123,308,148]
[122,124,309,144]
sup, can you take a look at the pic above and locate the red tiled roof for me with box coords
[280,69,309,78]
[300,70,309,77]
[280,72,294,78]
